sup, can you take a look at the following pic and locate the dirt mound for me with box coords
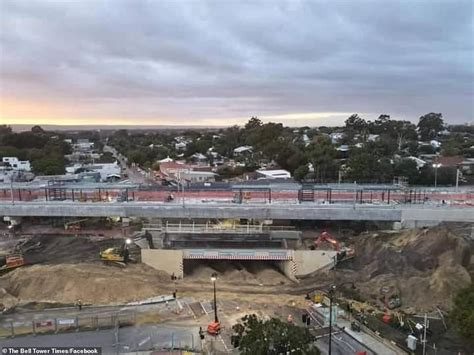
[338,225,473,311]
[1,263,170,305]
[184,260,288,285]
[0,287,18,311]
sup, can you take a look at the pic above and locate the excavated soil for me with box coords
[0,224,472,312]
[329,224,473,312]
[0,263,170,307]
[184,260,288,286]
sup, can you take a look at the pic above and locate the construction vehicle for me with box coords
[207,321,221,335]
[99,238,132,267]
[305,291,325,304]
[0,254,25,273]
[64,219,88,231]
[313,231,355,261]
[380,285,402,310]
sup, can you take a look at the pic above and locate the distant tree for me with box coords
[0,125,12,136]
[370,114,391,135]
[450,283,474,345]
[275,143,306,173]
[418,113,444,140]
[32,155,66,175]
[393,159,420,184]
[345,114,367,132]
[346,150,393,183]
[232,314,319,355]
[244,116,263,130]
[306,135,336,182]
[293,165,309,181]
[31,125,45,134]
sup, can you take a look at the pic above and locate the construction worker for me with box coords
[287,314,293,323]
[76,299,83,311]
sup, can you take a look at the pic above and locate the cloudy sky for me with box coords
[0,0,472,127]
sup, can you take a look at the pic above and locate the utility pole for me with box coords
[422,313,428,355]
[181,173,185,208]
[353,181,357,209]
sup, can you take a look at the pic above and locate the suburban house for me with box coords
[159,161,191,179]
[65,161,121,181]
[179,170,217,183]
[190,153,208,165]
[256,169,291,179]
[407,156,427,169]
[2,157,31,172]
[233,145,253,156]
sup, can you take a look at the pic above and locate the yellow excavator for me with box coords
[99,238,132,268]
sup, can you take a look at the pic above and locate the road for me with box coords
[0,323,201,353]
[104,145,149,184]
[315,330,376,355]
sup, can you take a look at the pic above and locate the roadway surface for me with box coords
[0,324,200,353]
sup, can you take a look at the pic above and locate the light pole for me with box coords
[455,168,460,192]
[211,272,218,323]
[328,284,336,355]
[432,163,441,188]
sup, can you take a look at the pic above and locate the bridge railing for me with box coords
[144,222,266,233]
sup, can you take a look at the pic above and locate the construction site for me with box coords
[0,217,473,354]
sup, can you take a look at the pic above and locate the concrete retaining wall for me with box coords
[141,249,183,278]
[292,250,338,277]
[277,260,298,282]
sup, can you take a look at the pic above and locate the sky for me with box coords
[0,0,473,127]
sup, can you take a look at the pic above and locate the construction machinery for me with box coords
[0,254,25,273]
[207,321,221,335]
[380,285,402,310]
[64,219,88,231]
[99,238,132,267]
[313,231,355,261]
[305,290,325,304]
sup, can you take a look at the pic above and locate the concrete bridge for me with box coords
[1,201,473,227]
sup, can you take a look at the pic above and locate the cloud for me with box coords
[0,0,472,126]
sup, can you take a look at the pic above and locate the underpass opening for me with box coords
[183,259,292,286]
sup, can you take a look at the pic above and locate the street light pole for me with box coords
[432,163,441,188]
[211,272,218,323]
[328,284,336,355]
[455,168,460,192]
